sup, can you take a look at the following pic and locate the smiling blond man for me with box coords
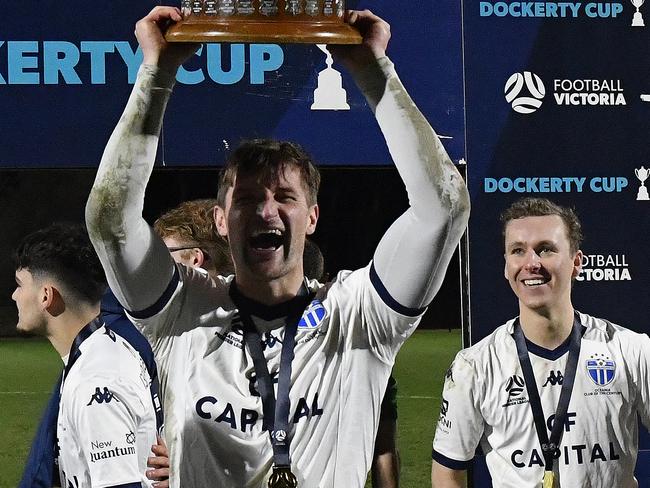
[431,197,650,488]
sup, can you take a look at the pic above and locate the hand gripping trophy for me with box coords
[635,166,649,200]
[631,0,645,26]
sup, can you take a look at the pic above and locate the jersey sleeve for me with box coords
[67,374,149,487]
[327,264,425,363]
[86,65,177,316]
[354,57,470,312]
[432,351,484,469]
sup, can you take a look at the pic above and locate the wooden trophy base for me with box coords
[165,1,361,44]
[166,18,361,44]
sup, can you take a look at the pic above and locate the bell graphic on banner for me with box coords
[631,0,645,26]
[635,166,649,200]
[311,44,350,110]
[166,0,362,44]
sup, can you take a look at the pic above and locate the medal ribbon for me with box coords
[230,283,314,472]
[63,316,163,430]
[513,315,583,483]
[63,317,103,381]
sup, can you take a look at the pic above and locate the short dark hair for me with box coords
[14,223,107,305]
[154,199,234,275]
[217,139,321,207]
[500,197,583,253]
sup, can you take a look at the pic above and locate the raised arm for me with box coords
[85,7,198,311]
[332,10,470,310]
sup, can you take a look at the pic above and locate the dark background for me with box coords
[0,166,463,336]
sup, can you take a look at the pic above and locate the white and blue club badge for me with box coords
[586,353,616,386]
[298,300,326,329]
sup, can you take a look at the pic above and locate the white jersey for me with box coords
[57,325,157,488]
[130,262,423,488]
[432,312,650,487]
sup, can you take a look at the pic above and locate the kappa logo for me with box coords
[298,300,326,329]
[87,387,120,406]
[542,370,564,386]
[586,353,616,386]
[505,71,546,114]
[505,375,526,398]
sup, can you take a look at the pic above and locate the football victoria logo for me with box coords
[504,71,546,114]
[505,375,525,397]
[502,375,528,407]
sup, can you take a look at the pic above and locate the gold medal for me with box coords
[268,465,298,488]
[542,470,555,488]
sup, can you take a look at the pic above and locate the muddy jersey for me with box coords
[57,326,157,488]
[432,312,650,488]
[130,262,424,488]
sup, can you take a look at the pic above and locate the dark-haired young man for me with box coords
[431,197,650,488]
[13,223,158,488]
[86,7,470,487]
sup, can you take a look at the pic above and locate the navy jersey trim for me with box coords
[229,280,310,321]
[525,325,587,361]
[128,266,180,319]
[431,449,471,470]
[108,483,142,488]
[369,262,425,317]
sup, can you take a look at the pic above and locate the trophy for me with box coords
[635,166,649,200]
[166,0,362,44]
[631,0,645,26]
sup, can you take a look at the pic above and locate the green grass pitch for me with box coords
[0,329,461,488]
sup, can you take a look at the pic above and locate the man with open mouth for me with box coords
[86,6,470,488]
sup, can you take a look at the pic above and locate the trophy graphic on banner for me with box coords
[631,0,645,26]
[167,0,362,44]
[635,166,649,200]
[311,44,349,110]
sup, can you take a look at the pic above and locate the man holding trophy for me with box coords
[86,5,470,487]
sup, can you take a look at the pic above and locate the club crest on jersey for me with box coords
[298,300,326,329]
[586,354,616,386]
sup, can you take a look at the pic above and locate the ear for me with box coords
[215,205,228,238]
[43,285,65,317]
[193,248,205,268]
[305,204,319,235]
[503,257,508,281]
[571,249,583,279]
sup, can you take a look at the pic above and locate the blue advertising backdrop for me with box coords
[463,0,650,484]
[0,0,464,167]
